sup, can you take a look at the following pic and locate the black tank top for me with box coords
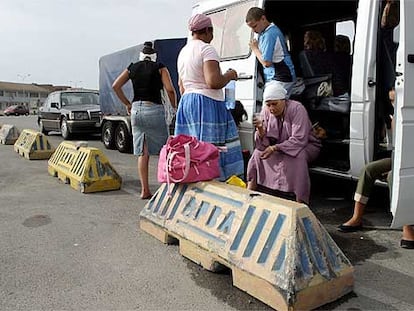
[128,60,165,104]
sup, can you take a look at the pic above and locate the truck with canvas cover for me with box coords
[99,38,186,153]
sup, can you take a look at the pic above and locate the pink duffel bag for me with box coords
[157,134,220,186]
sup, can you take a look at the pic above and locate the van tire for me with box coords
[114,122,132,153]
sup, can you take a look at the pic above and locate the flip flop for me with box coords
[337,223,363,233]
[400,239,414,249]
[140,194,153,200]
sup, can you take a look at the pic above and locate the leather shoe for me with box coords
[400,239,414,249]
[337,223,363,233]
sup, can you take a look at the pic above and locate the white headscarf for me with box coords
[263,81,287,102]
[139,52,157,62]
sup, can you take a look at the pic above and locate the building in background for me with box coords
[0,81,70,115]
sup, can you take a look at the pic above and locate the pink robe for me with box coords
[247,100,321,203]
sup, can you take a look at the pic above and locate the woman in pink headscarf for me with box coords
[247,82,321,204]
[174,13,244,180]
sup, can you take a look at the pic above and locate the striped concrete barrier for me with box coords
[14,129,55,159]
[140,181,354,311]
[0,124,20,145]
[48,141,122,193]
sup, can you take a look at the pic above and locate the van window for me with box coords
[336,20,355,54]
[208,0,258,60]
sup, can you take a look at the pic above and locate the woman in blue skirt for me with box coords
[175,13,244,180]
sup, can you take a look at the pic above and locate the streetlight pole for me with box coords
[69,80,83,88]
[17,73,31,107]
[17,73,31,82]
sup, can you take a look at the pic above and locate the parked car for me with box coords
[38,89,101,139]
[4,105,30,116]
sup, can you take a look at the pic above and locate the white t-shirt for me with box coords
[177,39,224,101]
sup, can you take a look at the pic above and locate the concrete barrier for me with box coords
[48,141,122,193]
[0,124,20,145]
[140,181,354,311]
[14,129,55,159]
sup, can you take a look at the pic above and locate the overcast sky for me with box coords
[0,0,198,89]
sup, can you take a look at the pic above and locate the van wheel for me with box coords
[102,121,116,149]
[114,122,132,153]
[61,117,71,139]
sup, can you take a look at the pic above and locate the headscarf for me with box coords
[139,41,157,62]
[263,82,287,101]
[188,13,212,32]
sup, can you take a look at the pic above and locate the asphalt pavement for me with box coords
[1,115,414,311]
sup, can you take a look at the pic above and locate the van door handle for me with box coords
[408,54,414,63]
[237,73,253,80]
[368,79,376,87]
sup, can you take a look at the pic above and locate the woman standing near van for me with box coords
[174,13,244,180]
[113,42,177,199]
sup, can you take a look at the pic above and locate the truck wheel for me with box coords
[114,122,132,153]
[61,117,71,139]
[102,121,116,149]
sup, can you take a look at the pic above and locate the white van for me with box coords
[190,0,414,228]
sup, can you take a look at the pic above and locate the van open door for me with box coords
[390,0,414,228]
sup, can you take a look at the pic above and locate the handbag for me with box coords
[160,87,176,126]
[157,134,220,189]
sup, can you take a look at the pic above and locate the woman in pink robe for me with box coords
[247,82,321,204]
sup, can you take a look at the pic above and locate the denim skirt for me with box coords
[131,101,168,156]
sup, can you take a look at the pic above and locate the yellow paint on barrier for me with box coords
[13,129,55,159]
[48,141,122,193]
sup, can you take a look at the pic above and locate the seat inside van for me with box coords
[262,0,358,171]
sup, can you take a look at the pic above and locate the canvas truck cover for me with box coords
[99,38,187,115]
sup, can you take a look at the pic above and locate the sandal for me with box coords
[400,239,414,249]
[337,223,363,233]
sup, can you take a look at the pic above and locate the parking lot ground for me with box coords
[1,115,414,311]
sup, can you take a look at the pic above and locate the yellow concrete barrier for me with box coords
[140,181,354,311]
[48,141,122,193]
[0,124,20,145]
[14,129,55,159]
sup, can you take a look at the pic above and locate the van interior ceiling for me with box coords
[262,1,361,172]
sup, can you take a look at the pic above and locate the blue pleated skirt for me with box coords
[174,93,244,181]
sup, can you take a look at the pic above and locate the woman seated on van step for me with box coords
[246,82,322,204]
[338,88,414,249]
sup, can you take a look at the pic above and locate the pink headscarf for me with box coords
[188,13,212,32]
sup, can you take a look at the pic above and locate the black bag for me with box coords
[302,75,333,107]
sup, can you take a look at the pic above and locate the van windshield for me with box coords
[61,92,99,106]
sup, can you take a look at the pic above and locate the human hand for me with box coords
[249,39,259,50]
[260,145,275,159]
[226,68,238,81]
[312,124,327,139]
[252,113,263,128]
